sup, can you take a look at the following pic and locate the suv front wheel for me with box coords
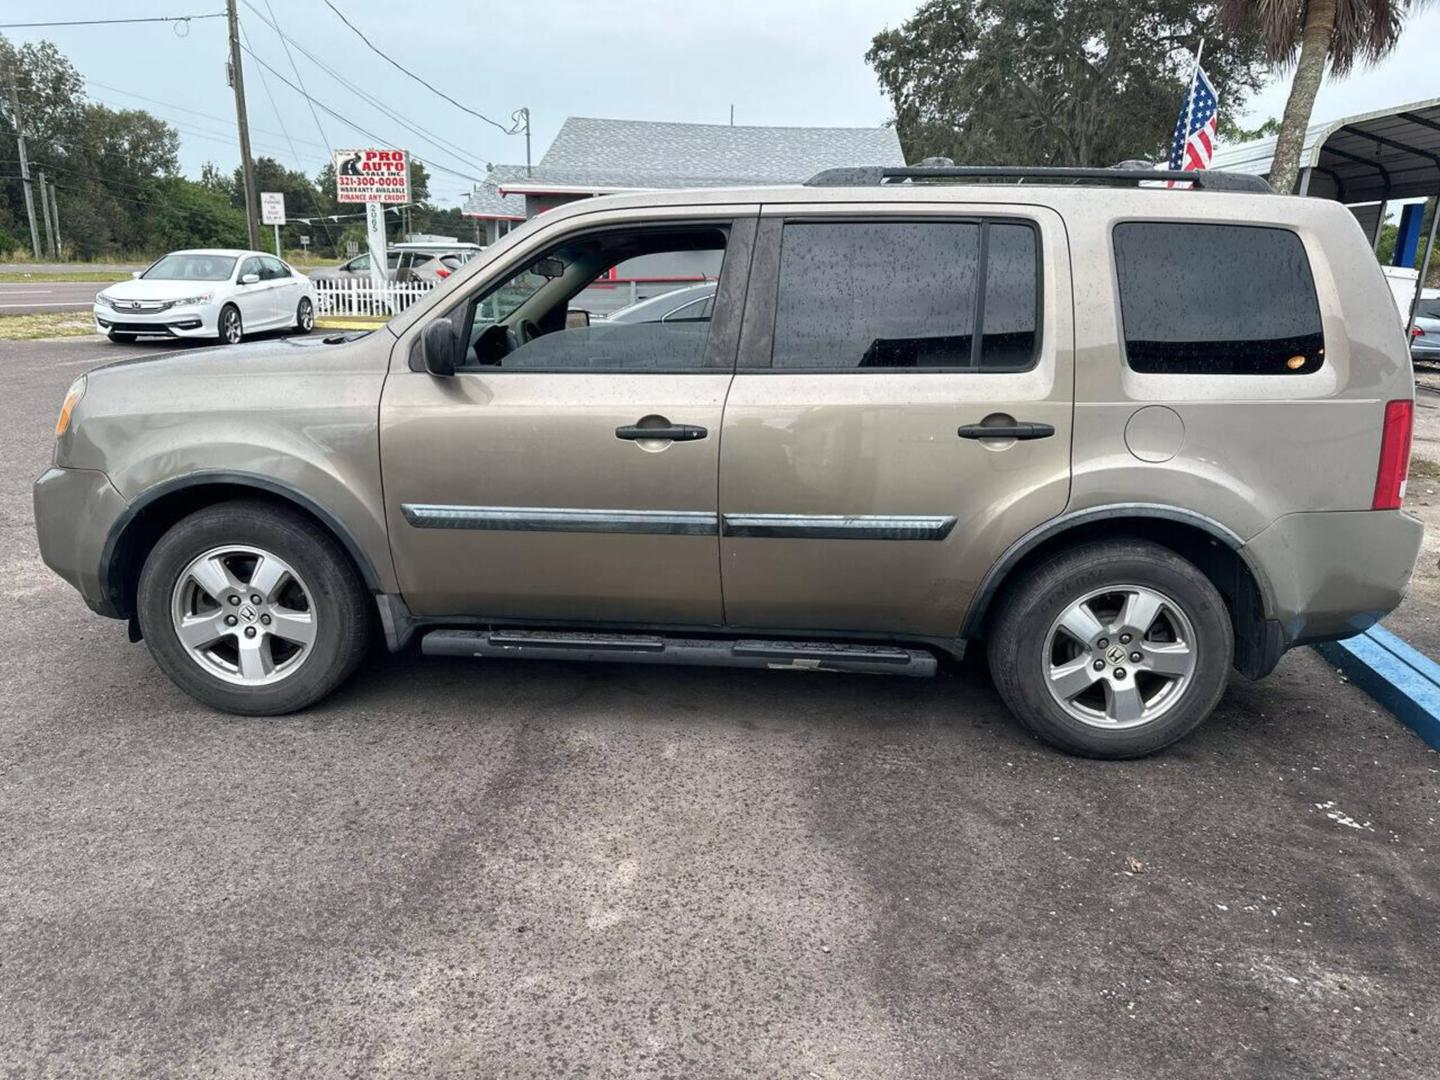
[988,540,1233,759]
[136,501,370,715]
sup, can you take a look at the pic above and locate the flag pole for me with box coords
[1182,37,1206,169]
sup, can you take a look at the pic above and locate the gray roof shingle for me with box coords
[461,165,528,219]
[507,116,905,191]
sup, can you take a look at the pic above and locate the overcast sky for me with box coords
[8,0,1440,208]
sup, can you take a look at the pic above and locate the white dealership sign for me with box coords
[333,148,410,204]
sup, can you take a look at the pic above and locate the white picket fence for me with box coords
[313,278,435,318]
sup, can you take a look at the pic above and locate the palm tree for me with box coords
[1220,0,1428,192]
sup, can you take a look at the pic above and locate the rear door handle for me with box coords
[615,424,708,442]
[957,422,1055,441]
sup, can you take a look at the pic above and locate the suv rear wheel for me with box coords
[136,501,370,715]
[988,540,1232,759]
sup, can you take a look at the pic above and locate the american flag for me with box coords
[1169,66,1219,171]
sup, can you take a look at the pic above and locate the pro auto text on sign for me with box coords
[333,149,411,204]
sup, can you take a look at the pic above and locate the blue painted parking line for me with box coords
[1314,627,1440,750]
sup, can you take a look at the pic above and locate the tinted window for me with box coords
[259,256,289,280]
[1417,298,1440,320]
[980,224,1039,369]
[1114,222,1324,375]
[772,221,1038,371]
[238,257,263,281]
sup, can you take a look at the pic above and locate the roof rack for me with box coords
[803,165,1272,194]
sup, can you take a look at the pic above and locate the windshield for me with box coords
[143,253,237,282]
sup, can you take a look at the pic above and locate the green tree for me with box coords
[1220,0,1431,193]
[867,0,1270,167]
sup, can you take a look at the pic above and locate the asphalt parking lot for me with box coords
[2,335,1439,1078]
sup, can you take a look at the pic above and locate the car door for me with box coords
[261,256,301,326]
[233,256,272,328]
[380,208,757,625]
[717,206,1074,639]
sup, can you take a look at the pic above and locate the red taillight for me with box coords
[1413,325,1425,337]
[1373,399,1414,510]
[435,267,450,279]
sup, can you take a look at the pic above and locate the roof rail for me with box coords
[803,165,1272,194]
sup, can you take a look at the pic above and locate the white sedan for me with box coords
[94,248,317,344]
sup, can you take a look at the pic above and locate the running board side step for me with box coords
[420,629,938,677]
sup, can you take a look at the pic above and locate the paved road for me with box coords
[0,280,108,314]
[2,336,1439,1077]
[0,262,140,275]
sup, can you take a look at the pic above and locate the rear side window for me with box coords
[1113,222,1324,375]
[772,220,1040,371]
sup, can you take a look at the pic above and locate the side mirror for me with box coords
[566,309,591,329]
[240,272,260,285]
[421,317,457,377]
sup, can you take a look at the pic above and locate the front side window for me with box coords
[771,220,1039,371]
[260,256,289,280]
[238,257,263,281]
[1113,222,1324,375]
[458,225,730,373]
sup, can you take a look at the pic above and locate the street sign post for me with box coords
[333,149,410,298]
[260,191,286,256]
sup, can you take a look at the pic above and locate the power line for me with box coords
[236,0,490,174]
[318,0,516,135]
[84,78,329,151]
[0,14,224,29]
[262,0,329,153]
[236,42,489,186]
[237,20,336,244]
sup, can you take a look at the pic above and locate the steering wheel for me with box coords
[505,318,541,352]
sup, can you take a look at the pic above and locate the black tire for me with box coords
[294,296,314,334]
[218,304,243,345]
[987,540,1233,759]
[136,501,371,715]
[106,330,135,343]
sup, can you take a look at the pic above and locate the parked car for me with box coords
[93,249,315,344]
[603,281,717,324]
[310,242,483,285]
[1410,298,1440,363]
[38,166,1422,759]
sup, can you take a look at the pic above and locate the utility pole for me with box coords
[226,0,261,250]
[37,169,55,258]
[48,177,61,258]
[7,80,41,259]
[520,107,531,177]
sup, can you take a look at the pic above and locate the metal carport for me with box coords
[1211,98,1440,330]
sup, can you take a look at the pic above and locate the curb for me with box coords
[1314,626,1440,749]
[315,317,387,331]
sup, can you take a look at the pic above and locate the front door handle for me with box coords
[957,421,1055,441]
[615,423,708,442]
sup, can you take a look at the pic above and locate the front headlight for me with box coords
[95,293,114,308]
[173,292,214,306]
[56,376,86,437]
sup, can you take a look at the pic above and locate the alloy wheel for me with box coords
[1043,584,1197,729]
[222,308,242,344]
[298,298,313,331]
[169,544,317,686]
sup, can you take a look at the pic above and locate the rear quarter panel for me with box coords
[1066,191,1412,538]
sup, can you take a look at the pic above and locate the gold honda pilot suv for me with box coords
[34,165,1425,758]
